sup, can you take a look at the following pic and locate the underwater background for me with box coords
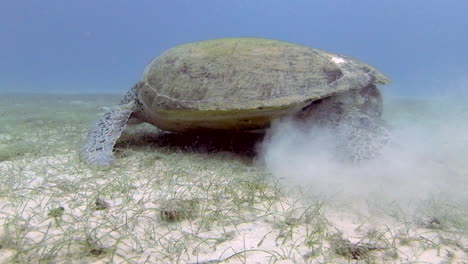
[1,0,467,98]
[0,1,467,262]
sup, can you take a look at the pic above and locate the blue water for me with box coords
[1,0,467,97]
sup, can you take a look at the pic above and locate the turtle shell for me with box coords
[136,38,389,132]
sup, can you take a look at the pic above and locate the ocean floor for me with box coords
[0,93,466,263]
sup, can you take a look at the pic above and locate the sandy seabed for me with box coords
[0,93,466,263]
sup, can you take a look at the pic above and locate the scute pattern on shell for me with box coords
[138,38,389,112]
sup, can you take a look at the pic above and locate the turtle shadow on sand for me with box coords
[115,127,265,160]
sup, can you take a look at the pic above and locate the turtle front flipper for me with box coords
[298,85,390,162]
[336,112,391,162]
[80,101,134,166]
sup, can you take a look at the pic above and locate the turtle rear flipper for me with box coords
[80,101,134,166]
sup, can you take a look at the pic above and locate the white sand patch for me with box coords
[0,134,12,141]
[69,100,89,105]
[326,210,468,263]
[0,249,17,263]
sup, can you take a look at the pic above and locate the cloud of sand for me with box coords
[258,92,468,207]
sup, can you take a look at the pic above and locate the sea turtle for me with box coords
[80,38,390,166]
